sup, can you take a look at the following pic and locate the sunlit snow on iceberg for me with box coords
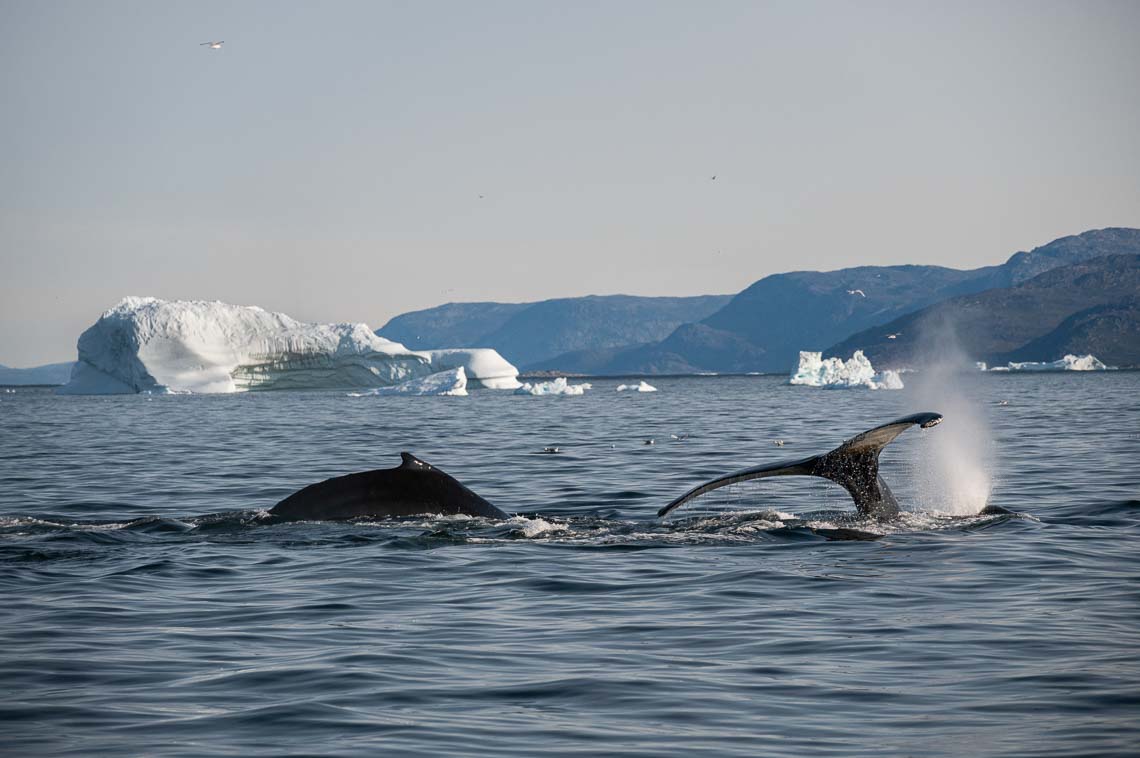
[789,350,903,390]
[56,297,521,395]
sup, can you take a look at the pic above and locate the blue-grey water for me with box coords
[1,374,1138,757]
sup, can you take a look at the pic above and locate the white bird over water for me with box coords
[200,41,224,49]
[846,289,866,297]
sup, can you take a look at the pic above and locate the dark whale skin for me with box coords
[269,453,508,521]
[659,412,944,519]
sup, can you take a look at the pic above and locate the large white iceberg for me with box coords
[58,297,520,395]
[514,377,592,396]
[987,354,1110,372]
[349,367,468,396]
[789,350,904,390]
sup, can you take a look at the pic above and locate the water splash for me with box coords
[908,319,993,515]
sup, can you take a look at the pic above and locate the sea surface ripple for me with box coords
[1,374,1138,756]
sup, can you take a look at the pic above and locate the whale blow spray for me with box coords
[908,321,994,515]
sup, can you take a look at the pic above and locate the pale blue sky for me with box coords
[2,0,1138,365]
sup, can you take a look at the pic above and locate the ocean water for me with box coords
[1,374,1137,757]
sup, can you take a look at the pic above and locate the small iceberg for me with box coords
[988,354,1109,372]
[425,349,521,389]
[350,367,468,396]
[515,377,592,396]
[789,350,903,390]
[616,381,657,392]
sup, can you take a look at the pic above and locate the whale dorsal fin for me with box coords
[659,412,942,520]
[399,452,434,470]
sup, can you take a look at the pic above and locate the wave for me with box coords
[1,505,1028,555]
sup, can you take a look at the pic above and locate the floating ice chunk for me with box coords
[789,350,903,390]
[514,377,592,396]
[988,354,1110,372]
[1061,354,1108,371]
[616,381,657,392]
[350,367,468,396]
[426,349,521,389]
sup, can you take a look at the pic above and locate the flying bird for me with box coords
[200,41,224,49]
[846,289,866,297]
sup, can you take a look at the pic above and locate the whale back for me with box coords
[269,452,508,521]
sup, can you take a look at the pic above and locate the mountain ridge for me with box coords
[825,254,1140,368]
[377,294,732,367]
[529,227,1140,373]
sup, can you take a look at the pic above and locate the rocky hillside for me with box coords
[377,294,731,368]
[377,228,1140,374]
[826,254,1140,367]
[534,228,1140,373]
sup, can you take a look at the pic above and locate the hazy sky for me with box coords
[2,0,1139,366]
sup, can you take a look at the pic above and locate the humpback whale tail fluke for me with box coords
[658,412,943,520]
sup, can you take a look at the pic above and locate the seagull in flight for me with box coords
[846,289,866,297]
[200,41,224,49]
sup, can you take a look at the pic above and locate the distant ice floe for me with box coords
[57,297,521,395]
[349,367,469,396]
[616,381,657,392]
[515,377,592,396]
[789,350,904,390]
[985,354,1110,372]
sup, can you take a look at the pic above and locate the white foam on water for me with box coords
[506,515,566,538]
